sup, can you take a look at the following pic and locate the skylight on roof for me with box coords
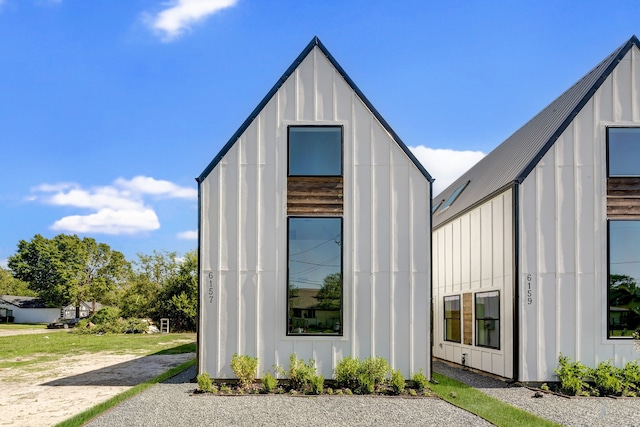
[432,200,444,214]
[436,181,470,213]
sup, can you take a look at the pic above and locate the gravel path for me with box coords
[86,366,491,427]
[86,362,640,427]
[433,360,640,427]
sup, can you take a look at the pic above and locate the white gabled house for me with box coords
[197,37,433,379]
[432,36,640,382]
[0,295,60,324]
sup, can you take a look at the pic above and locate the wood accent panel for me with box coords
[607,177,640,217]
[287,176,343,215]
[463,292,473,346]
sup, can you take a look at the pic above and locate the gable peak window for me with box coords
[288,126,343,177]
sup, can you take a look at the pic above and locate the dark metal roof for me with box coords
[0,295,50,309]
[197,36,433,183]
[432,35,640,228]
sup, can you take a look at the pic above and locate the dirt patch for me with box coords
[0,351,194,426]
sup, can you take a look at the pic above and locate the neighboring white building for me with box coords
[198,37,433,380]
[432,36,640,382]
[0,295,60,324]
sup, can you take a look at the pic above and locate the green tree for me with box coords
[316,273,341,310]
[7,234,130,316]
[0,266,36,296]
[157,250,198,331]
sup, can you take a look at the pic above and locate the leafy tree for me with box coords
[157,250,198,331]
[0,266,36,296]
[316,273,341,310]
[610,274,640,334]
[7,234,130,316]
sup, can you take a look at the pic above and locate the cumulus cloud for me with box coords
[409,146,485,195]
[30,176,195,235]
[147,0,239,42]
[177,230,198,240]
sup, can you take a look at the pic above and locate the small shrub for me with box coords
[359,356,390,391]
[334,356,361,389]
[230,354,258,388]
[408,388,417,396]
[197,373,213,393]
[554,353,590,396]
[125,318,148,333]
[219,384,232,394]
[344,388,352,395]
[411,369,429,391]
[540,383,550,391]
[89,307,121,324]
[262,371,278,393]
[326,387,333,395]
[622,360,640,396]
[592,360,623,396]
[390,369,405,395]
[287,354,317,392]
[309,374,324,395]
[357,373,375,394]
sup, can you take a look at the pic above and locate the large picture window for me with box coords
[444,295,461,343]
[287,217,342,335]
[608,220,640,338]
[475,291,499,349]
[288,126,342,176]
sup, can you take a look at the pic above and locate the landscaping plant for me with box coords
[230,354,258,389]
[591,360,623,396]
[197,373,214,393]
[390,369,405,395]
[334,356,361,389]
[284,354,318,393]
[261,371,278,393]
[411,368,429,391]
[554,353,590,396]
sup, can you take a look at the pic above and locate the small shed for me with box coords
[432,36,640,382]
[0,295,60,324]
[197,37,433,380]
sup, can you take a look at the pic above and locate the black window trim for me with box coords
[444,294,461,343]
[606,126,640,178]
[475,290,500,350]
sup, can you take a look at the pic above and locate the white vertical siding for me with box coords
[200,46,431,379]
[432,189,514,378]
[518,48,640,382]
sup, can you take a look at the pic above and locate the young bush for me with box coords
[197,373,213,393]
[230,354,258,388]
[262,371,278,393]
[554,353,590,396]
[287,354,317,392]
[334,356,361,389]
[357,373,375,394]
[310,374,324,395]
[411,369,429,391]
[592,360,623,396]
[390,369,405,395]
[359,356,390,390]
[622,360,640,396]
[89,307,122,324]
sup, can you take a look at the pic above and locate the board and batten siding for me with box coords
[432,189,514,378]
[519,47,640,382]
[199,46,431,379]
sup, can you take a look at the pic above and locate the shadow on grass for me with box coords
[41,342,195,387]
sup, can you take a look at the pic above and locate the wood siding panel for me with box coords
[287,176,343,215]
[607,177,640,217]
[463,292,473,345]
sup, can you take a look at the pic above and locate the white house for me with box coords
[432,36,640,382]
[197,37,433,380]
[0,295,60,324]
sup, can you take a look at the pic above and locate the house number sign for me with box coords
[207,271,215,304]
[526,274,533,305]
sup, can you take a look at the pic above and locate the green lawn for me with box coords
[0,323,47,330]
[429,373,560,427]
[0,332,196,368]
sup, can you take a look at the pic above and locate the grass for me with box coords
[430,373,561,427]
[54,358,195,427]
[0,332,196,368]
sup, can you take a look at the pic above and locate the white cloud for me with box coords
[147,0,239,42]
[409,146,485,195]
[177,230,198,240]
[30,176,195,235]
[0,259,7,269]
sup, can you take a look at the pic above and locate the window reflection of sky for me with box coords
[289,218,341,290]
[288,127,342,176]
[609,128,640,176]
[610,221,640,283]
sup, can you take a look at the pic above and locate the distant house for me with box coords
[198,37,433,379]
[432,36,640,382]
[62,301,102,319]
[0,295,60,324]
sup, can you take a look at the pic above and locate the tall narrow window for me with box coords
[608,220,640,338]
[444,295,461,343]
[475,291,499,349]
[287,217,342,335]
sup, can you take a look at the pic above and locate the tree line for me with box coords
[0,234,197,331]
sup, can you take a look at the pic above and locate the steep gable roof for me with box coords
[433,35,640,228]
[197,36,433,183]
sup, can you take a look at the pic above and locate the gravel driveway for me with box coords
[86,362,640,427]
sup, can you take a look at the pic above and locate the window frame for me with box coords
[606,127,640,178]
[287,125,344,177]
[286,216,344,337]
[607,219,640,339]
[475,291,500,349]
[444,295,461,343]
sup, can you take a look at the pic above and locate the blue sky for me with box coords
[1,0,639,265]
